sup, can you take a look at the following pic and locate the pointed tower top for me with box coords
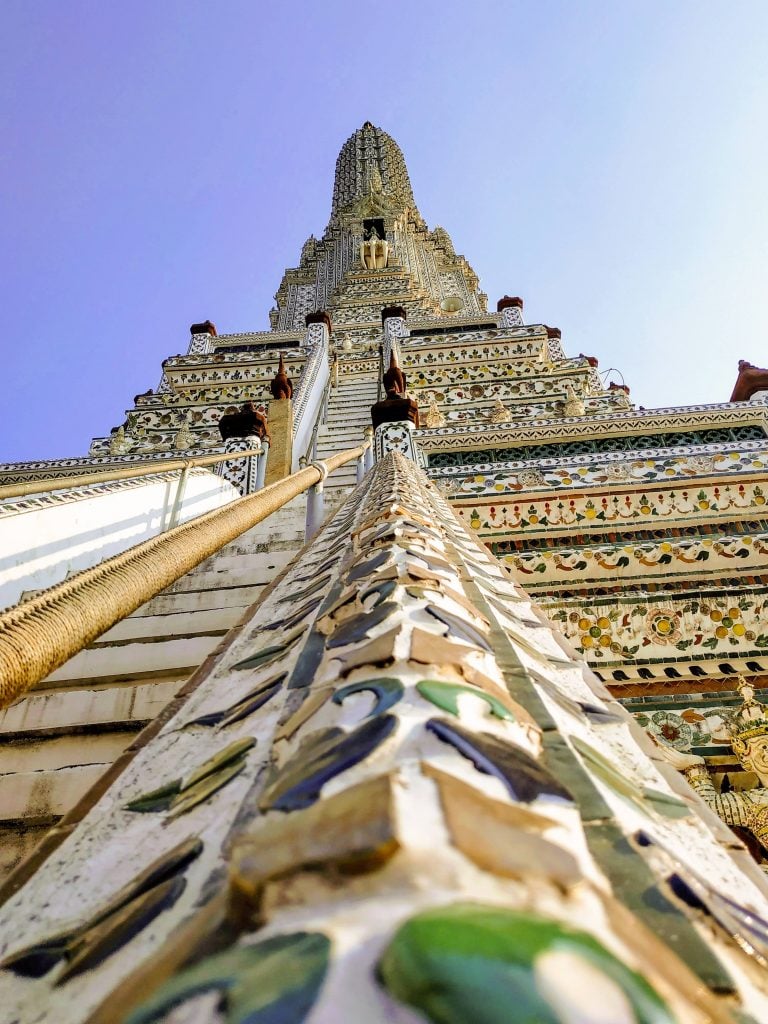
[330,122,418,223]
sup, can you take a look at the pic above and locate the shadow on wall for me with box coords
[0,476,237,610]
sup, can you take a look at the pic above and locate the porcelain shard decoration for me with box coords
[186,674,285,728]
[231,773,399,916]
[325,600,399,648]
[230,625,306,672]
[423,762,580,888]
[1,837,202,979]
[531,671,624,726]
[636,830,768,969]
[425,604,494,651]
[377,903,675,1024]
[426,718,573,805]
[416,679,518,722]
[332,678,405,718]
[125,737,255,814]
[260,714,398,811]
[126,931,331,1024]
[570,737,690,820]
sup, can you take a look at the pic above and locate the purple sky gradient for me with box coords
[2,1,767,462]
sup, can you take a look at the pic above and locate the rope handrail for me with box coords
[0,448,263,502]
[301,378,331,465]
[0,444,367,708]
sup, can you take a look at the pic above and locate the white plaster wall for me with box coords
[0,470,240,610]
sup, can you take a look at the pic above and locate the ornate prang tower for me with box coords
[1,123,768,1023]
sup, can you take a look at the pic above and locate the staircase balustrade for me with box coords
[0,444,368,709]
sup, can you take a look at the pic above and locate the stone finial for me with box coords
[560,382,585,417]
[370,393,420,430]
[423,396,446,428]
[496,296,524,312]
[382,351,407,396]
[730,360,768,402]
[173,414,195,451]
[108,425,131,455]
[488,399,513,423]
[270,354,294,400]
[218,402,270,443]
[190,320,217,336]
[305,311,332,333]
[381,305,407,323]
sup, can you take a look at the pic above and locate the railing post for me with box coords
[255,441,269,490]
[217,438,263,496]
[305,460,329,541]
[356,453,365,484]
[265,400,293,485]
[166,462,191,532]
[364,427,374,473]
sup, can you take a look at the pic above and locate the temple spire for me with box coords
[329,121,419,226]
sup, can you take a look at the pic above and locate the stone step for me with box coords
[318,423,368,434]
[0,678,183,737]
[135,584,263,617]
[324,405,371,415]
[0,731,135,775]
[328,395,377,404]
[0,480,315,883]
[0,763,106,825]
[319,466,357,481]
[44,634,222,686]
[98,606,240,644]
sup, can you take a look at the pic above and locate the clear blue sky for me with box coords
[2,1,767,463]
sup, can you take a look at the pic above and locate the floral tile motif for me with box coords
[429,441,767,483]
[452,478,768,535]
[546,593,768,661]
[497,530,768,586]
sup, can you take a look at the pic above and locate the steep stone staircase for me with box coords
[315,370,378,506]
[0,366,380,880]
[0,493,308,876]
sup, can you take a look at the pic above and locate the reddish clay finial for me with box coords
[270,353,294,400]
[609,381,630,395]
[496,296,524,312]
[305,311,332,332]
[218,402,270,443]
[371,393,419,430]
[580,353,599,368]
[190,320,217,336]
[382,351,407,396]
[381,305,407,323]
[545,326,561,339]
[730,360,768,402]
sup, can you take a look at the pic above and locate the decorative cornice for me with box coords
[417,402,768,452]
[211,330,304,347]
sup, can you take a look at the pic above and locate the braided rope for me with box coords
[0,446,365,709]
